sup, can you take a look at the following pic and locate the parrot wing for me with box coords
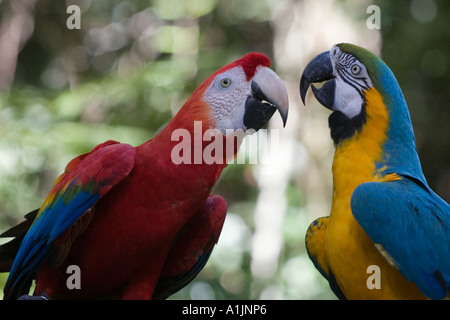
[3,140,135,299]
[152,195,227,300]
[351,177,450,300]
[0,209,38,272]
[305,217,346,300]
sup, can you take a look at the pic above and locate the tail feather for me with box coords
[0,209,38,272]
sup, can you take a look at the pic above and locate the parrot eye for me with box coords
[351,64,361,75]
[220,78,232,88]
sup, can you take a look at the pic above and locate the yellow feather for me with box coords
[305,217,330,276]
[323,88,426,299]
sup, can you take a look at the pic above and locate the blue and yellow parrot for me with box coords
[299,43,450,300]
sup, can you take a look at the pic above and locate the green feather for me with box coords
[336,43,385,94]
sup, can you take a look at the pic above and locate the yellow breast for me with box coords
[326,88,426,299]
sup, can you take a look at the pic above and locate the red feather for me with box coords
[1,53,272,300]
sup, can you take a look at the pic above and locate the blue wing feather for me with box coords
[3,141,135,299]
[351,177,450,299]
[5,186,100,299]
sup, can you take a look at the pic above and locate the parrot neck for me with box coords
[335,86,426,183]
[138,98,239,194]
[332,88,394,195]
[374,72,427,184]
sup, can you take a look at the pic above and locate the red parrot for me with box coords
[0,53,288,300]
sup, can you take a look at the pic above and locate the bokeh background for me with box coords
[0,0,448,299]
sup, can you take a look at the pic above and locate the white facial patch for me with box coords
[203,66,251,134]
[329,46,374,119]
[334,80,364,118]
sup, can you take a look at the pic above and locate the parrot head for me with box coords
[299,43,383,143]
[299,43,424,180]
[300,44,378,117]
[175,52,289,134]
[299,43,415,141]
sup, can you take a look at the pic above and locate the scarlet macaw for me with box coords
[300,43,450,299]
[0,52,289,300]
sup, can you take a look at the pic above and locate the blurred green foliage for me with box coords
[380,0,450,202]
[0,0,449,300]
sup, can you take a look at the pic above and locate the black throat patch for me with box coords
[328,104,367,144]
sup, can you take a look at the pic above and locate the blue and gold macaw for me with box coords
[300,43,450,300]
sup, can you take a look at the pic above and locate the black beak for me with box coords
[299,51,336,111]
[243,82,277,131]
[243,67,289,131]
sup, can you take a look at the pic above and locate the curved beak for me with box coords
[243,67,289,131]
[299,51,336,111]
